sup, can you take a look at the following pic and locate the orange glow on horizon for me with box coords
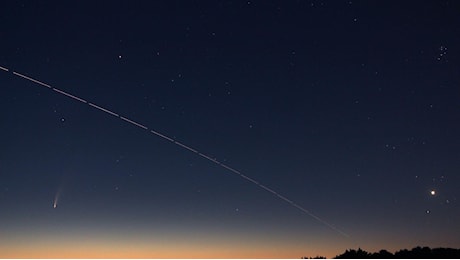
[0,243,336,258]
[0,235,341,258]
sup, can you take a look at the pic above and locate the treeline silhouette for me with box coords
[303,246,460,259]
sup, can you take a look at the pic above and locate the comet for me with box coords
[53,188,61,209]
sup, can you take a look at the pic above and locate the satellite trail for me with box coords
[1,66,349,237]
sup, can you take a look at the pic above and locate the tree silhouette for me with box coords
[335,248,370,259]
[371,249,393,259]
[303,246,460,259]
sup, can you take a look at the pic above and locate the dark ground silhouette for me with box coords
[303,246,460,259]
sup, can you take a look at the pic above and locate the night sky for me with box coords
[1,1,460,258]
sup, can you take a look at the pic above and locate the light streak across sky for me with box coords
[1,66,349,237]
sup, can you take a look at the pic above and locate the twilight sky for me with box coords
[1,0,459,258]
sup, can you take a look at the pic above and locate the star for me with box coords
[430,190,436,196]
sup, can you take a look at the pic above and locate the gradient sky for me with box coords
[1,0,460,258]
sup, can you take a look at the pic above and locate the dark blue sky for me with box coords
[1,1,459,258]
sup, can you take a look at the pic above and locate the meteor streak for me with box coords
[1,66,349,237]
